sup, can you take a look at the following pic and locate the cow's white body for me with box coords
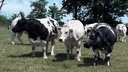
[59,20,85,61]
[116,24,127,42]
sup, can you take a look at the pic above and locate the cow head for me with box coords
[84,29,100,48]
[117,24,125,32]
[59,24,73,42]
[12,18,26,33]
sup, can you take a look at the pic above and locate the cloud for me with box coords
[1,0,33,17]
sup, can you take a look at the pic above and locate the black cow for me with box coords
[84,23,117,66]
[12,18,59,58]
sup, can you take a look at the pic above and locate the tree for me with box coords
[27,0,48,18]
[0,0,5,11]
[10,11,25,20]
[62,0,128,27]
[0,14,11,26]
[47,3,66,24]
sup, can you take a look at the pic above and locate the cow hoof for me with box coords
[12,42,15,45]
[51,53,54,56]
[44,56,47,59]
[32,55,35,58]
[94,63,96,66]
[77,59,81,61]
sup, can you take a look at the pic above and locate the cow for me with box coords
[59,20,85,61]
[10,17,24,45]
[84,23,117,66]
[12,18,60,58]
[115,24,127,42]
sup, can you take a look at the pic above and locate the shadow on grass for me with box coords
[7,42,31,46]
[8,52,51,58]
[78,57,106,67]
[52,53,75,62]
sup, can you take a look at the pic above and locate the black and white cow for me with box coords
[12,18,60,58]
[84,23,117,66]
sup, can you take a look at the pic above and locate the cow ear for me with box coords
[69,29,73,33]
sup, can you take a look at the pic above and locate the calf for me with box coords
[59,20,85,61]
[12,18,59,58]
[115,24,127,42]
[84,23,117,66]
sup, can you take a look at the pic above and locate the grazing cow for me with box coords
[84,23,117,66]
[10,17,24,45]
[115,24,127,42]
[12,18,60,58]
[59,20,85,61]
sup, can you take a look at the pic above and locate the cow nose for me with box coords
[59,39,63,42]
[84,43,90,49]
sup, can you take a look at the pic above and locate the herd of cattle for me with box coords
[8,17,127,66]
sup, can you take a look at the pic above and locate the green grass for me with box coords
[0,26,128,72]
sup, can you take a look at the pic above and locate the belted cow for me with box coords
[12,18,60,58]
[59,20,85,61]
[115,24,127,42]
[84,23,117,66]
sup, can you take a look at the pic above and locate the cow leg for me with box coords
[70,48,73,57]
[93,49,100,66]
[40,40,47,59]
[46,42,48,55]
[122,34,126,42]
[76,43,81,61]
[65,45,70,60]
[12,32,16,45]
[105,53,111,66]
[29,38,36,57]
[116,33,120,42]
[17,32,23,45]
[51,40,55,55]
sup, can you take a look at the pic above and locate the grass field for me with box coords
[0,26,128,72]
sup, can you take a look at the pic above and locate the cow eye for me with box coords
[65,32,68,34]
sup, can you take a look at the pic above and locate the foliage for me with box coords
[62,0,128,27]
[0,14,11,26]
[47,3,66,24]
[10,11,25,20]
[27,0,48,18]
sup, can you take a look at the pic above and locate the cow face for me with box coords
[59,24,72,42]
[84,30,99,48]
[117,24,124,32]
[12,18,26,33]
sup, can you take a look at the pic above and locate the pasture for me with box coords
[0,26,128,72]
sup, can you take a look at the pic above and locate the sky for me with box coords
[1,0,128,23]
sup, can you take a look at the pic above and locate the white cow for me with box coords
[59,20,85,61]
[116,24,127,42]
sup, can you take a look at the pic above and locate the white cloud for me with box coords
[1,0,33,17]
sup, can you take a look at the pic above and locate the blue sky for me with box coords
[1,0,128,23]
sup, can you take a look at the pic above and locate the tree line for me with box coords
[0,0,128,27]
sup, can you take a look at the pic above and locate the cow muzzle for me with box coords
[84,43,91,48]
[59,39,63,42]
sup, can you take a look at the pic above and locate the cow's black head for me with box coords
[12,18,26,33]
[84,30,99,48]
